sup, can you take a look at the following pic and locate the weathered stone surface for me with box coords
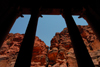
[0,60,8,67]
[48,47,58,65]
[52,63,60,67]
[67,57,78,67]
[59,63,67,67]
[0,33,48,67]
[91,39,100,51]
[48,25,100,67]
[1,25,100,67]
[30,36,49,66]
[92,59,99,65]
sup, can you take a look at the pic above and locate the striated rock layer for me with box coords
[48,25,100,67]
[0,25,100,67]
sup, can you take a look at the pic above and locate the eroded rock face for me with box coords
[0,33,48,67]
[48,25,100,67]
[0,25,100,67]
[31,36,49,67]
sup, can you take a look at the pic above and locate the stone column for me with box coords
[82,6,100,40]
[14,9,39,67]
[62,9,95,67]
[0,6,20,48]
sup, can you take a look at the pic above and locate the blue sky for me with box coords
[10,15,88,47]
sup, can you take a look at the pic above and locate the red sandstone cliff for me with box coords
[48,25,100,67]
[0,33,48,67]
[0,25,100,67]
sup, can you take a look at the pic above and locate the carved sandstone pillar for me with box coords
[14,9,39,67]
[0,6,20,48]
[62,9,95,67]
[82,6,100,40]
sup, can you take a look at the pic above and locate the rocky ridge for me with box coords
[0,33,48,67]
[48,25,100,67]
[0,25,100,67]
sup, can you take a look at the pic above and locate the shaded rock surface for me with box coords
[0,25,100,67]
[48,25,100,67]
[0,33,48,67]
